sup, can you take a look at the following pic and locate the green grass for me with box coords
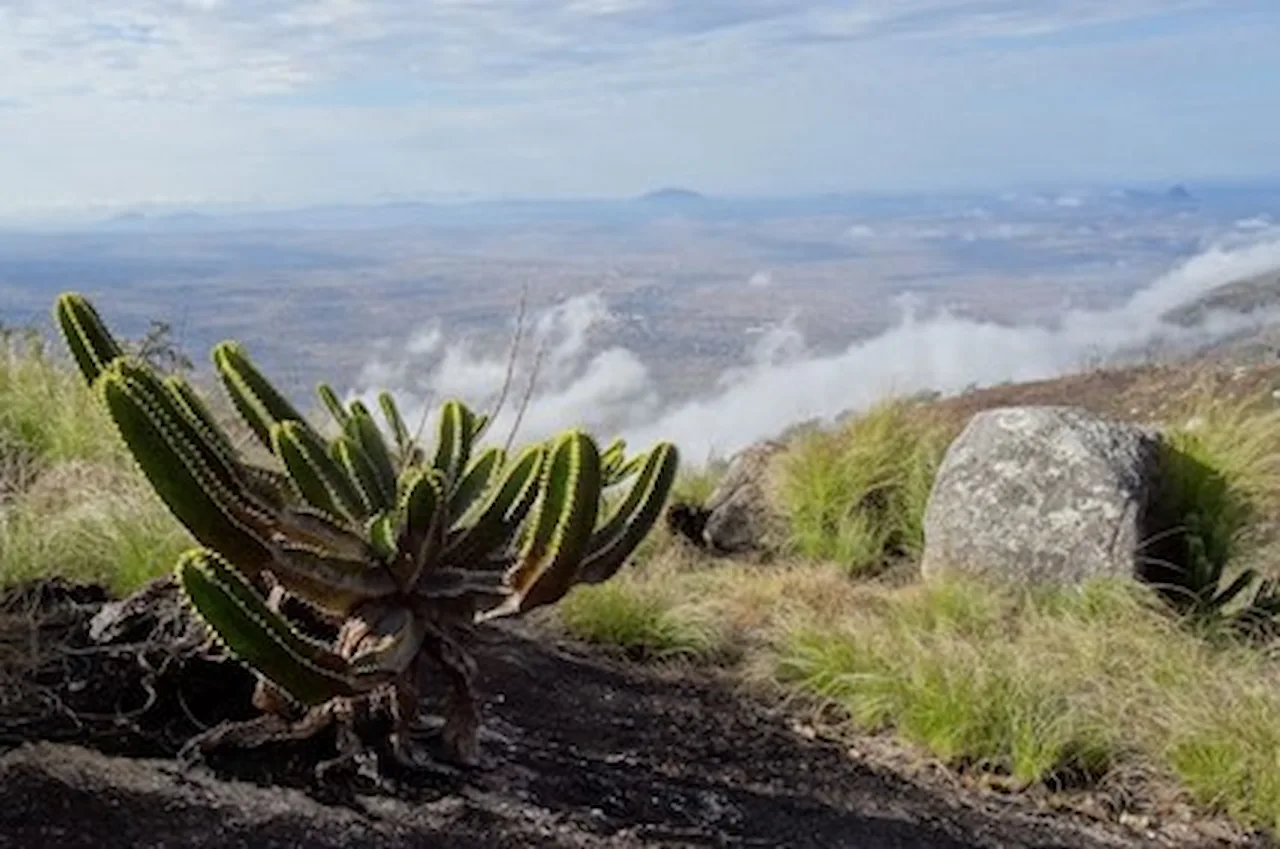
[1168,701,1280,829]
[773,400,950,574]
[0,332,188,593]
[557,526,1280,834]
[774,580,1140,789]
[0,466,191,593]
[773,576,1280,828]
[671,457,727,506]
[564,556,1280,829]
[0,332,128,467]
[557,576,723,661]
[1151,393,1280,620]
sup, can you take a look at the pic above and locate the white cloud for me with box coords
[0,0,1275,210]
[350,233,1280,462]
[1237,216,1272,231]
[0,1,1252,104]
[782,0,1221,42]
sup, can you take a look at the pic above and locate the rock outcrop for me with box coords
[1,580,1178,849]
[669,441,786,555]
[920,406,1165,588]
[701,441,786,554]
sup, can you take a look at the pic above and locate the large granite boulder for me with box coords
[920,406,1165,587]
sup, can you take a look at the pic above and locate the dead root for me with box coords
[0,577,255,756]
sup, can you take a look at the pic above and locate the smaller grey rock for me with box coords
[700,441,785,554]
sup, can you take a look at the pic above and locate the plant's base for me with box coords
[176,698,492,785]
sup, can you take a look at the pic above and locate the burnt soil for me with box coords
[0,578,1273,849]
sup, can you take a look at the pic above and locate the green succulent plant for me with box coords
[54,292,679,770]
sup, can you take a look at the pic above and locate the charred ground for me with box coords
[0,577,1251,849]
[7,355,1280,848]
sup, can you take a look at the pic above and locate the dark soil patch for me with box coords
[0,579,1273,849]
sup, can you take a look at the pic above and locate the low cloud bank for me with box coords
[350,232,1280,462]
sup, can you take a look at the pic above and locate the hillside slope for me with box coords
[1161,269,1280,364]
[921,360,1280,431]
[0,583,1245,849]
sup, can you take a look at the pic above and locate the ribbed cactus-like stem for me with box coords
[432,399,480,490]
[347,401,399,504]
[598,438,650,486]
[55,291,681,772]
[212,340,314,450]
[578,442,679,584]
[393,467,446,589]
[483,431,602,618]
[449,446,505,521]
[317,382,351,429]
[443,443,545,566]
[177,548,364,705]
[164,374,241,469]
[600,437,626,480]
[378,391,413,462]
[53,292,126,387]
[332,434,390,517]
[98,359,276,574]
[272,421,343,518]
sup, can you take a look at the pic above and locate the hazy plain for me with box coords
[4,182,1280,455]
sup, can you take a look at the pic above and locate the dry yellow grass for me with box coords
[9,322,1280,832]
[560,555,1280,830]
[0,333,190,593]
[560,382,1280,833]
[0,459,191,593]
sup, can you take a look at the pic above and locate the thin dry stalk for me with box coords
[503,343,546,454]
[481,284,530,442]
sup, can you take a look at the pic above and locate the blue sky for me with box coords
[1,0,1278,214]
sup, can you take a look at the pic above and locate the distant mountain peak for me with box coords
[637,187,706,204]
[1115,183,1197,207]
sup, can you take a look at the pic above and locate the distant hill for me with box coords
[1160,268,1280,364]
[1163,270,1280,326]
[1116,184,1197,207]
[636,187,707,205]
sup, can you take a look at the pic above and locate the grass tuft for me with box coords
[773,399,950,575]
[0,332,128,467]
[566,546,1280,831]
[0,461,190,593]
[1168,701,1280,830]
[1150,392,1280,623]
[1,331,189,593]
[557,577,723,661]
[774,575,1280,826]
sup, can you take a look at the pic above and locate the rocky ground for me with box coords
[920,361,1280,432]
[0,579,1274,849]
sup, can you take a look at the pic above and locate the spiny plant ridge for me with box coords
[53,292,679,772]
